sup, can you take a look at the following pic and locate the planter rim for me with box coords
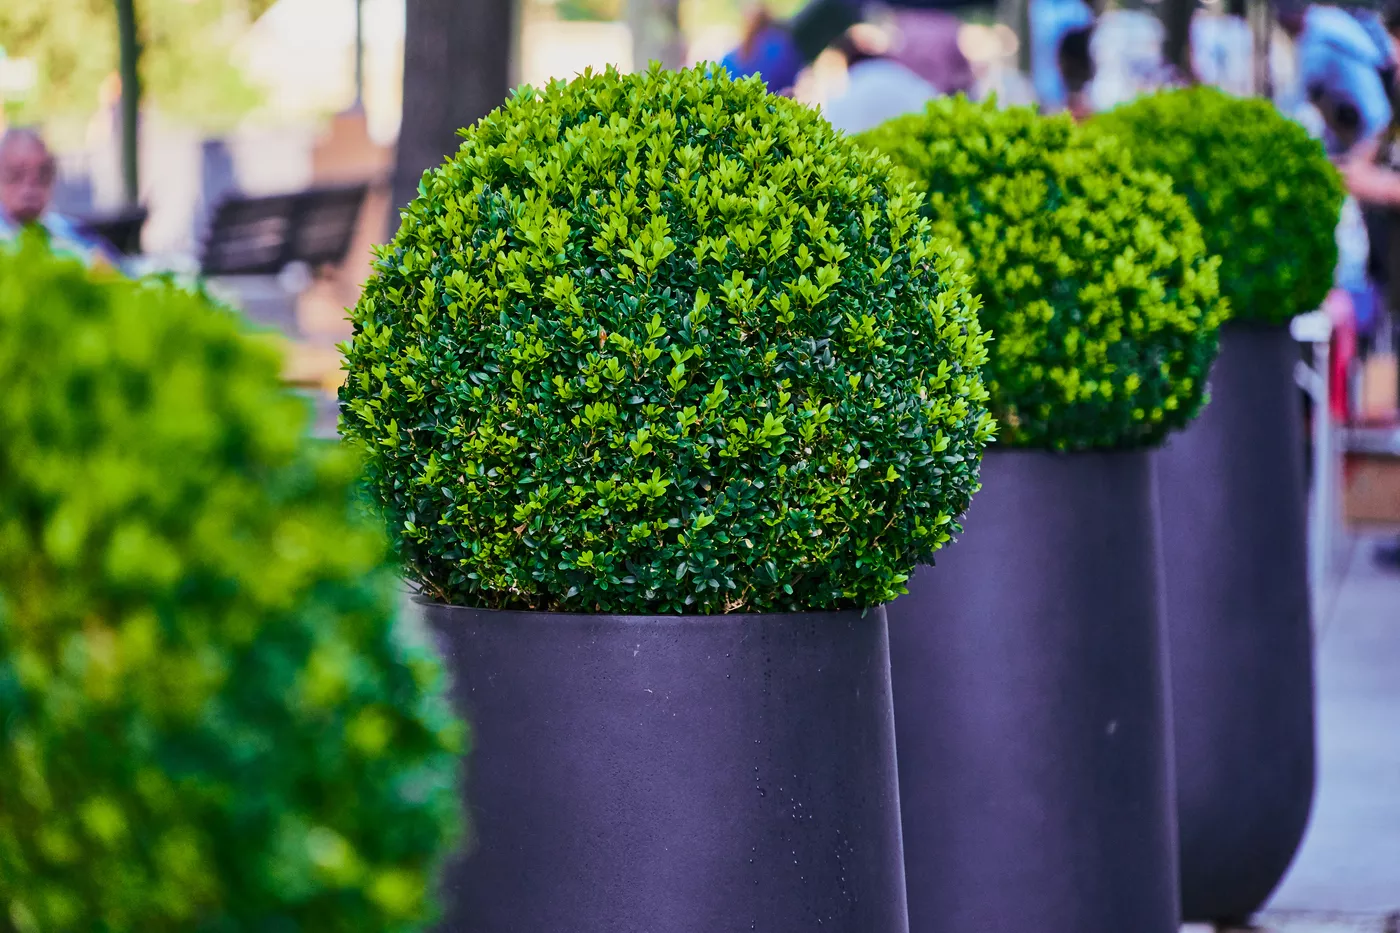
[984,442,1162,457]
[415,598,881,625]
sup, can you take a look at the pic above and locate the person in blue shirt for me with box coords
[720,8,805,94]
[1281,3,1394,155]
[0,128,124,271]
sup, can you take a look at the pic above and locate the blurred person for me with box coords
[1279,1,1393,155]
[720,0,977,95]
[884,8,976,97]
[1335,0,1400,568]
[0,129,123,271]
[1334,3,1400,354]
[1029,0,1094,113]
[822,24,939,135]
[1356,7,1398,95]
[720,1,858,93]
[721,0,980,121]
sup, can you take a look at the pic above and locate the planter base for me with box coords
[888,448,1178,933]
[424,604,909,933]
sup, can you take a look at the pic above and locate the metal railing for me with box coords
[1291,309,1337,621]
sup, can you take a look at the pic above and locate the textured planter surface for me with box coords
[424,603,909,933]
[888,448,1178,933]
[1157,323,1316,924]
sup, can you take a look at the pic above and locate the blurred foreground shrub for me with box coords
[0,238,464,933]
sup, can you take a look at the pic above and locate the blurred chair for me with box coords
[199,182,369,403]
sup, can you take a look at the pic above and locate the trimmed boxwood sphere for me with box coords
[860,96,1225,450]
[0,239,464,933]
[340,65,995,614]
[1096,86,1344,325]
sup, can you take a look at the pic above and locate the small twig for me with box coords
[406,561,451,604]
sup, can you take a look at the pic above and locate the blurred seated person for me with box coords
[822,24,939,135]
[0,128,123,271]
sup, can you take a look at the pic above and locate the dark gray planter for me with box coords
[887,448,1178,933]
[423,603,909,933]
[1155,322,1315,925]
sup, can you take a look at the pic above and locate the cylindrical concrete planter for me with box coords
[1156,322,1315,925]
[888,448,1178,933]
[424,604,909,933]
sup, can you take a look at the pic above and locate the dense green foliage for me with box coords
[341,65,994,614]
[0,238,463,933]
[1096,86,1344,325]
[860,97,1224,449]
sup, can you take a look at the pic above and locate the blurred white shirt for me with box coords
[823,59,938,136]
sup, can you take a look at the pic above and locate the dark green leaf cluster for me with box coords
[860,97,1225,450]
[0,238,463,933]
[340,65,994,614]
[1096,86,1344,324]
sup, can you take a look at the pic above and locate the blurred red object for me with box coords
[1324,287,1356,423]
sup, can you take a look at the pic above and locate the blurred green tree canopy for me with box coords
[531,0,805,25]
[553,0,622,20]
[0,0,272,129]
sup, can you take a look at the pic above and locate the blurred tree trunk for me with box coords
[1248,0,1272,97]
[627,0,685,71]
[999,0,1030,73]
[353,0,365,108]
[390,0,516,233]
[1162,0,1198,81]
[114,0,141,207]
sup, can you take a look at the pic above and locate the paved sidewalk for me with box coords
[1244,535,1400,929]
[1209,913,1398,932]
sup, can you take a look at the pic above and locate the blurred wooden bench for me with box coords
[199,184,368,277]
[200,185,367,394]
